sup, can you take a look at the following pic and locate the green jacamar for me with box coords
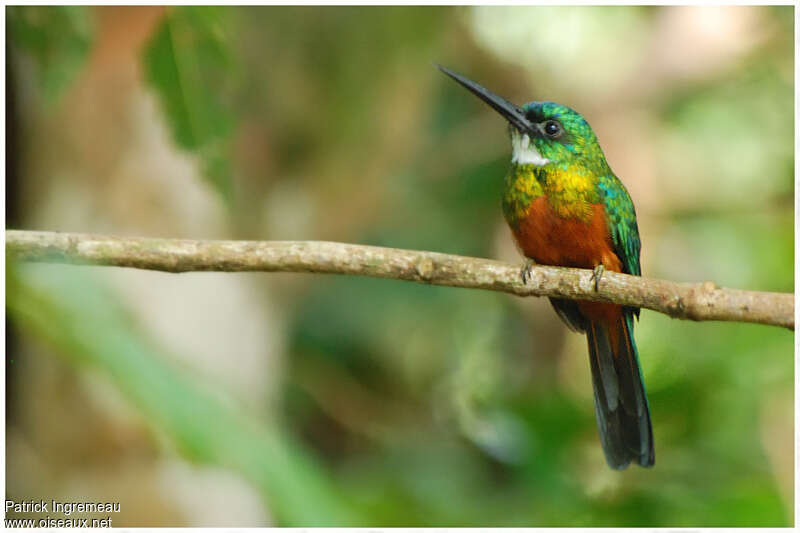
[439,65,653,469]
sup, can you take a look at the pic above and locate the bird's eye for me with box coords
[543,120,562,138]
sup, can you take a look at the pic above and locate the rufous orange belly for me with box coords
[512,196,624,333]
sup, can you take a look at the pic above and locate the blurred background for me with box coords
[5,5,794,527]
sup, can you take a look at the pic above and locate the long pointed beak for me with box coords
[436,64,534,134]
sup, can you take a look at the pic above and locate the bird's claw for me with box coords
[520,258,536,285]
[590,264,605,292]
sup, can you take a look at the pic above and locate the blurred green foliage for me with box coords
[6,5,794,527]
[143,7,238,205]
[6,263,359,525]
[7,6,94,102]
[660,62,794,208]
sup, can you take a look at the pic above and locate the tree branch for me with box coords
[6,230,793,330]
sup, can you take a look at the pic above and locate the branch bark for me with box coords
[6,230,793,330]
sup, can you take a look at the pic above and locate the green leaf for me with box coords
[143,6,237,206]
[7,263,361,525]
[7,6,94,102]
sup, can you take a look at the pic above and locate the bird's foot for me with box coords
[520,258,536,284]
[590,264,605,292]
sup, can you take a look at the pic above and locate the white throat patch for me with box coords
[511,133,550,166]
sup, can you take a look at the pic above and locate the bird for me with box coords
[438,65,653,469]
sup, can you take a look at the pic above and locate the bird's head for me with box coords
[438,65,606,170]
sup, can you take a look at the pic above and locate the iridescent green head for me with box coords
[512,102,605,168]
[437,65,608,171]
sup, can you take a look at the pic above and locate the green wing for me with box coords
[598,174,641,278]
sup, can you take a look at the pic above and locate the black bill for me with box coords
[436,64,533,134]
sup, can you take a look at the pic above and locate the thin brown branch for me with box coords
[6,230,793,330]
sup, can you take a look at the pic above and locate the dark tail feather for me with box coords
[586,314,654,469]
